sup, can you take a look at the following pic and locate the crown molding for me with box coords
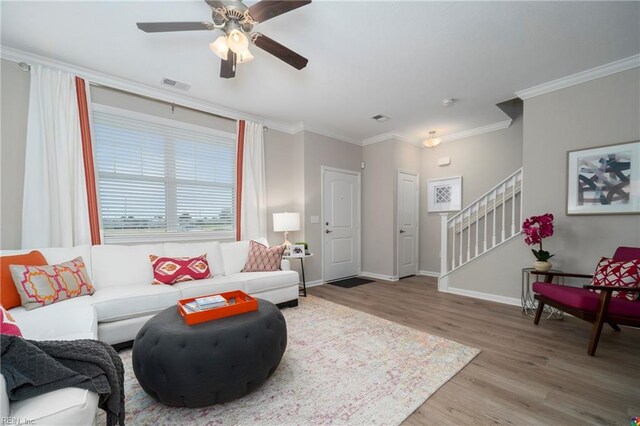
[297,125,361,146]
[441,119,512,143]
[1,45,301,134]
[362,132,421,147]
[515,54,640,100]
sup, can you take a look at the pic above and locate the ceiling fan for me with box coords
[136,0,311,79]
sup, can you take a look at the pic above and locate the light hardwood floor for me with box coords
[308,276,639,425]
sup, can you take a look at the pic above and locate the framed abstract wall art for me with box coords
[427,176,462,212]
[566,140,639,215]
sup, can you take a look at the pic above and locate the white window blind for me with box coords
[92,105,236,243]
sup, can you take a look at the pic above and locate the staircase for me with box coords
[439,168,523,287]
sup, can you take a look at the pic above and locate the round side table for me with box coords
[521,268,564,319]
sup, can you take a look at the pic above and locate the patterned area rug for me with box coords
[100,296,479,425]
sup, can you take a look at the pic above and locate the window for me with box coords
[92,105,236,243]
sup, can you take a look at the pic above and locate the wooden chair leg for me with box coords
[534,301,545,325]
[607,322,621,332]
[588,291,612,356]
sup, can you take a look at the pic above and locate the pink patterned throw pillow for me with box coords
[9,257,95,311]
[0,305,22,336]
[589,257,640,301]
[149,254,212,285]
[242,241,285,272]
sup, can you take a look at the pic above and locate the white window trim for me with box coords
[92,103,237,244]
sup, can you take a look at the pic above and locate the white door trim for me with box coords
[321,166,362,282]
[396,169,420,278]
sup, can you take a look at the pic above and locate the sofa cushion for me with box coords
[8,296,97,341]
[149,254,211,285]
[242,240,286,272]
[220,238,268,276]
[10,257,95,311]
[10,384,99,426]
[91,244,164,289]
[174,276,245,299]
[164,241,225,277]
[91,285,181,322]
[1,251,48,309]
[533,282,640,318]
[229,270,299,294]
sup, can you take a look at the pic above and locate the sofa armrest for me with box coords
[281,259,291,271]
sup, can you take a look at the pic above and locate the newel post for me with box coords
[440,213,449,275]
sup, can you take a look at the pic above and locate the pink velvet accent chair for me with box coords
[532,246,640,356]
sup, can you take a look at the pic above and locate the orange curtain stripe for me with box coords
[235,120,246,241]
[75,77,101,245]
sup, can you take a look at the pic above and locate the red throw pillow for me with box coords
[242,241,285,272]
[589,257,640,301]
[149,254,212,285]
[1,305,22,337]
[1,251,48,309]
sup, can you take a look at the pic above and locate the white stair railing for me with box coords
[440,168,523,277]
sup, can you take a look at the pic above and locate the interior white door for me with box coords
[397,171,419,278]
[322,168,360,282]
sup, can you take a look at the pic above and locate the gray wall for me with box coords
[362,140,396,278]
[1,59,30,249]
[303,131,363,283]
[522,68,640,272]
[446,68,640,300]
[419,116,524,273]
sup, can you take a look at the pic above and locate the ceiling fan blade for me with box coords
[252,33,308,70]
[248,0,311,23]
[220,51,237,79]
[204,0,226,10]
[136,22,213,33]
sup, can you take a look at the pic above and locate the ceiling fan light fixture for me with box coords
[227,29,249,54]
[237,49,255,64]
[209,35,229,60]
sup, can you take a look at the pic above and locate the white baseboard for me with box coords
[444,286,521,307]
[359,271,399,282]
[304,280,323,288]
[418,270,441,278]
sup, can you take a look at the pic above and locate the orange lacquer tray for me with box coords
[177,290,258,325]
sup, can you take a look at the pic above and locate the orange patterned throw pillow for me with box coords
[8,257,95,310]
[149,254,212,285]
[589,257,640,301]
[242,240,285,272]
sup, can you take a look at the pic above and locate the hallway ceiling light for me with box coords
[423,131,442,148]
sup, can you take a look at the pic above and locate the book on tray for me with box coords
[183,295,228,312]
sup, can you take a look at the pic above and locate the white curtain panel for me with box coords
[240,121,268,241]
[22,64,91,248]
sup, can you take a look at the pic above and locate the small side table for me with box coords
[521,268,565,319]
[283,254,314,297]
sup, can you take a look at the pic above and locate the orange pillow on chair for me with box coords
[1,251,47,309]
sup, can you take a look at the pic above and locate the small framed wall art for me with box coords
[566,140,639,215]
[427,176,462,212]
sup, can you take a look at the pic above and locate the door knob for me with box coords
[399,229,405,234]
[326,229,332,233]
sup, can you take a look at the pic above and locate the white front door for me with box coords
[322,167,360,282]
[397,171,419,278]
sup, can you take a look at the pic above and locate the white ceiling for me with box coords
[2,1,639,143]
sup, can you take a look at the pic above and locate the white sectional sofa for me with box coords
[1,238,298,424]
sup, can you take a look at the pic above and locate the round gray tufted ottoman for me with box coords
[132,299,287,407]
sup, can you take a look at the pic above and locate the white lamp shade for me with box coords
[273,212,300,232]
[227,29,249,54]
[237,49,254,64]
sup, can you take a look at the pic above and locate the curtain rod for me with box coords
[89,82,236,123]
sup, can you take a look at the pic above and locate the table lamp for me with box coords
[273,212,300,252]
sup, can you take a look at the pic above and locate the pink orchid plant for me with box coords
[522,213,555,262]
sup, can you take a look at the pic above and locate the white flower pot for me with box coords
[534,261,552,272]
